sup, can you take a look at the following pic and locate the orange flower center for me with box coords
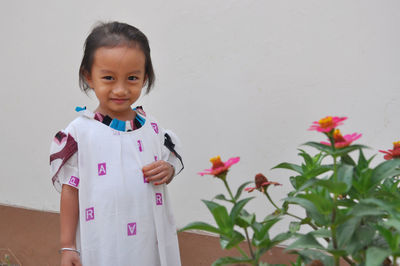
[333,129,345,142]
[318,116,333,128]
[393,141,400,149]
[210,156,225,169]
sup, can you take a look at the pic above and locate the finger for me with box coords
[166,174,174,184]
[154,176,170,186]
[146,171,167,184]
[153,168,174,185]
[143,165,164,178]
[142,161,162,172]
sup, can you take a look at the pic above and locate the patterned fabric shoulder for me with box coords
[50,130,78,191]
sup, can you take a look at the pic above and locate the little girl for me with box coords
[50,21,184,266]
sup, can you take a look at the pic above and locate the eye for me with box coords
[128,76,138,81]
[102,76,114,81]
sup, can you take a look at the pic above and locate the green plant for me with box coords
[181,116,400,266]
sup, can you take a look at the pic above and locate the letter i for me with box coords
[138,140,143,152]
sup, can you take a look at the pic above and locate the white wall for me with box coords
[1,1,400,233]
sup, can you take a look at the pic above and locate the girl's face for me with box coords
[85,45,146,120]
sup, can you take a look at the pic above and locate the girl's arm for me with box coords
[60,184,81,265]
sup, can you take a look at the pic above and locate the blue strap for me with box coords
[75,106,87,112]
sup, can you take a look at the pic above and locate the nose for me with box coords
[112,83,128,96]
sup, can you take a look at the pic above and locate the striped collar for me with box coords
[75,106,147,132]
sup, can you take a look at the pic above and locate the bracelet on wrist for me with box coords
[59,247,80,255]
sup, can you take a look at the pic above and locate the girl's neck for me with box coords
[94,107,137,121]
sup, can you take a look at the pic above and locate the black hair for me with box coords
[79,21,155,94]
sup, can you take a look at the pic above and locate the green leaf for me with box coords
[230,197,254,223]
[349,202,386,217]
[336,163,354,193]
[257,217,280,237]
[303,142,334,154]
[326,249,347,257]
[294,249,334,266]
[365,247,391,266]
[202,200,233,235]
[284,196,330,225]
[332,144,368,157]
[271,232,292,244]
[309,228,331,238]
[337,217,361,247]
[214,194,233,203]
[376,225,397,251]
[357,149,369,169]
[290,257,303,266]
[298,194,333,214]
[384,217,400,232]
[220,230,245,250]
[290,175,308,190]
[234,181,252,201]
[358,198,397,216]
[346,224,375,254]
[211,256,254,266]
[370,159,400,189]
[353,168,373,194]
[272,162,303,175]
[252,218,281,248]
[289,221,301,233]
[341,154,356,166]
[315,179,348,194]
[298,149,314,166]
[286,234,325,250]
[179,221,221,234]
[236,209,255,228]
[305,165,333,179]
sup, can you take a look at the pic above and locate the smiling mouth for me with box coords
[111,98,129,104]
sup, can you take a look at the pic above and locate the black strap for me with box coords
[164,133,184,174]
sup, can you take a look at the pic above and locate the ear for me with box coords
[83,70,94,89]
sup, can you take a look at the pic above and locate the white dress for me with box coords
[50,107,183,266]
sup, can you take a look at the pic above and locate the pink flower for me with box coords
[245,173,282,193]
[198,156,240,178]
[379,141,400,160]
[309,116,347,133]
[321,129,362,148]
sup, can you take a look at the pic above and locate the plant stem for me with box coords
[244,227,255,260]
[235,246,248,258]
[222,178,235,202]
[329,131,340,266]
[222,177,256,260]
[331,207,339,266]
[264,191,280,210]
[264,190,321,232]
[333,156,338,182]
[343,256,356,266]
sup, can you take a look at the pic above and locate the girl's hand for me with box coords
[60,250,82,266]
[142,160,175,185]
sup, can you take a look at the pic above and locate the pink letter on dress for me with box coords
[98,163,106,176]
[86,207,94,221]
[151,122,159,134]
[127,223,137,236]
[156,193,163,205]
[137,140,143,152]
[68,176,80,188]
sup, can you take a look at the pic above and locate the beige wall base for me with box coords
[0,204,296,265]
